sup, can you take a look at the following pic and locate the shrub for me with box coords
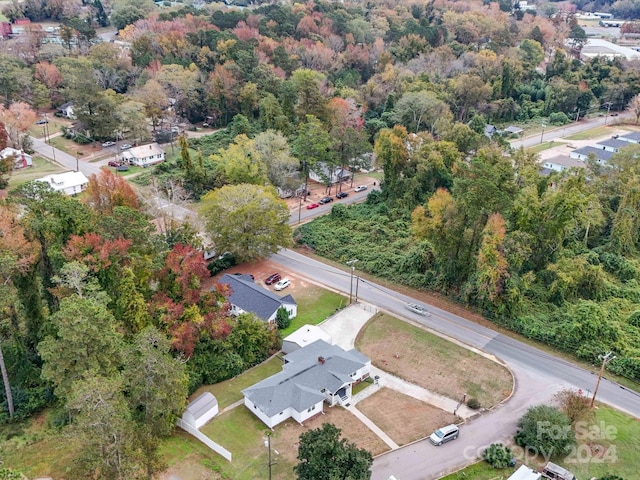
[467,397,481,410]
[482,443,513,468]
[515,405,575,458]
[548,112,569,125]
[275,307,291,330]
[554,389,593,425]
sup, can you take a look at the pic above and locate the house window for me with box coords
[254,405,257,409]
[307,405,316,413]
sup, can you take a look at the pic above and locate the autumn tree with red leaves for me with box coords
[151,244,230,357]
[84,170,140,215]
[0,204,39,418]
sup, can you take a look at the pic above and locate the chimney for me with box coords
[318,356,325,365]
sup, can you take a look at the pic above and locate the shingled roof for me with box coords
[242,340,369,416]
[218,274,296,321]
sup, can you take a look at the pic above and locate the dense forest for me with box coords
[1,0,640,476]
[297,133,640,385]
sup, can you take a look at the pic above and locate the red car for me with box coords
[265,273,281,285]
[108,160,120,167]
[306,203,320,210]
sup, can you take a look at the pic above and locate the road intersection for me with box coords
[270,248,640,480]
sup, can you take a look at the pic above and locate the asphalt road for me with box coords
[270,248,640,480]
[509,110,634,150]
[288,185,380,225]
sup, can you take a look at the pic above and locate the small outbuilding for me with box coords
[282,325,333,354]
[182,392,218,430]
[507,465,541,480]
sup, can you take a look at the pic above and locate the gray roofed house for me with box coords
[541,155,586,173]
[308,163,352,184]
[569,146,614,164]
[618,131,640,144]
[242,339,371,428]
[595,137,632,153]
[218,274,297,323]
[503,125,524,135]
[182,392,218,429]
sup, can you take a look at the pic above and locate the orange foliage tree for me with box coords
[84,170,139,215]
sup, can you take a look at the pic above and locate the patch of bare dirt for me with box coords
[274,404,390,466]
[357,388,456,446]
[358,314,513,408]
[155,457,222,480]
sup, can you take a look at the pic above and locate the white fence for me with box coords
[176,418,232,461]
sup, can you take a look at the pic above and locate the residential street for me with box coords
[270,248,640,480]
[509,110,634,149]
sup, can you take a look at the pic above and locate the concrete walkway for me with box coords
[219,398,244,414]
[343,404,400,450]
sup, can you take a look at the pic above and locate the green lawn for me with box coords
[527,141,566,153]
[565,126,611,141]
[281,287,347,336]
[557,405,640,480]
[440,461,517,480]
[438,405,639,479]
[192,356,282,409]
[200,407,296,480]
[7,156,65,189]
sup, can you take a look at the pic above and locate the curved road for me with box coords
[270,248,640,480]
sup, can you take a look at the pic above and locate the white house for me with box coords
[181,392,218,430]
[218,273,297,323]
[36,171,88,196]
[507,465,541,480]
[541,155,586,173]
[282,325,333,354]
[580,39,640,61]
[618,131,640,144]
[242,340,371,428]
[596,137,632,153]
[0,147,32,169]
[309,163,351,185]
[569,146,614,165]
[57,101,75,119]
[121,143,165,168]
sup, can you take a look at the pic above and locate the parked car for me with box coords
[541,462,575,480]
[102,141,116,148]
[265,273,281,285]
[429,424,459,446]
[319,196,333,204]
[108,160,121,167]
[306,202,320,210]
[35,119,48,125]
[274,278,291,291]
[405,303,430,316]
[354,185,368,192]
[120,143,132,150]
[336,192,349,199]
[232,273,255,280]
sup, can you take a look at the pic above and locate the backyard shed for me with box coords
[507,465,541,480]
[182,392,218,429]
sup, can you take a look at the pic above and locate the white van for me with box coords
[429,424,459,446]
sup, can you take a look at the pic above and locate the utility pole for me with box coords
[298,161,308,224]
[575,108,581,123]
[540,124,546,144]
[265,433,276,480]
[604,102,612,125]
[347,259,358,304]
[590,352,616,408]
